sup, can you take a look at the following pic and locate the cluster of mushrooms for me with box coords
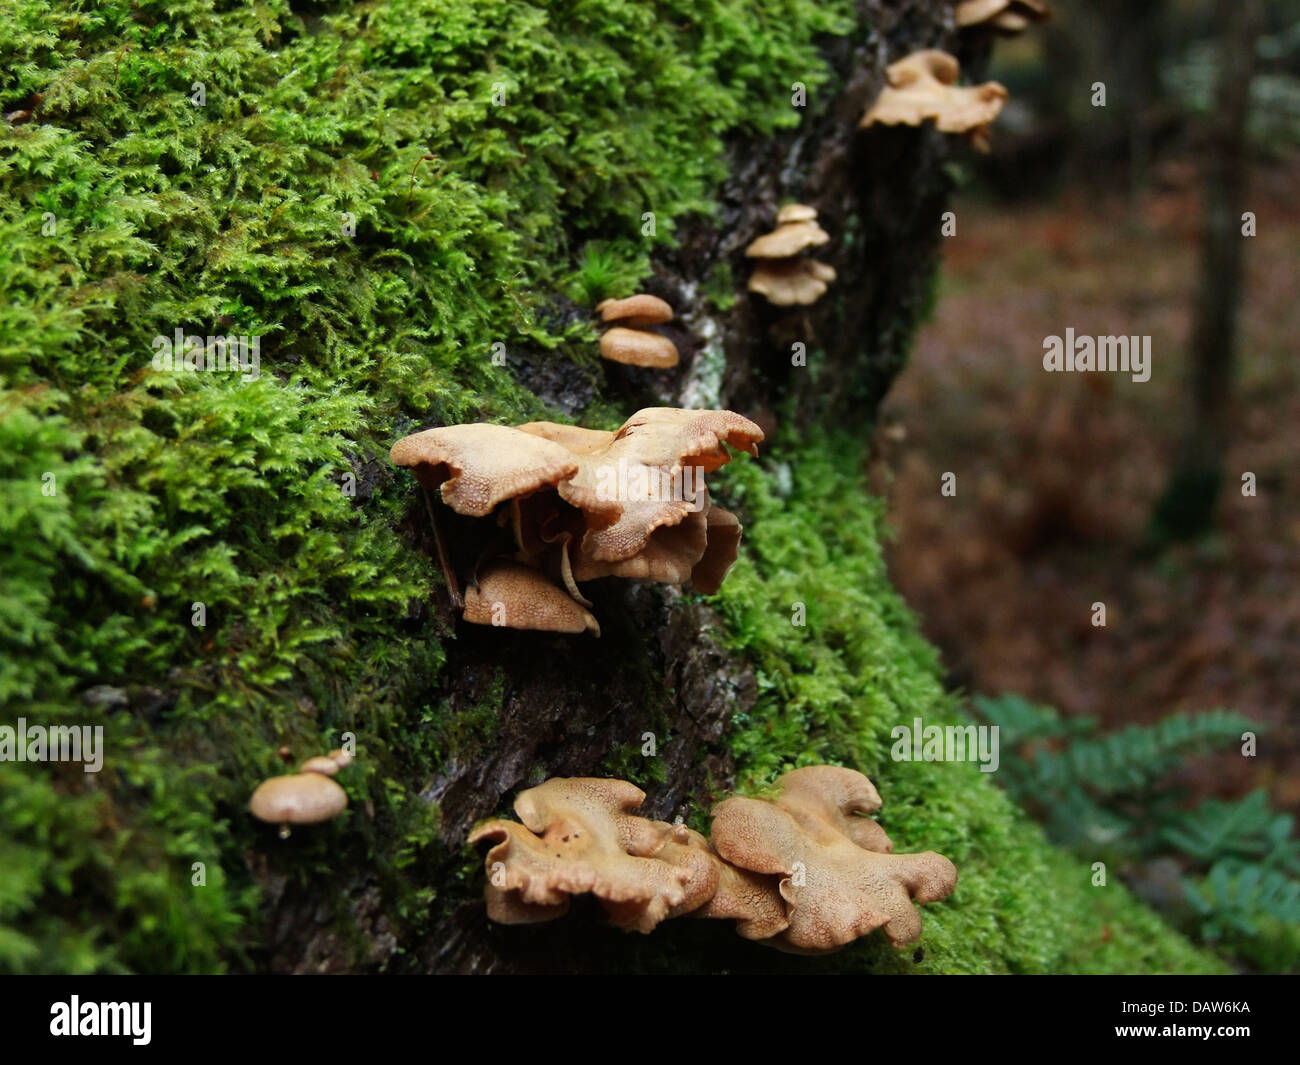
[745,204,837,307]
[390,407,764,636]
[249,747,353,837]
[471,766,957,953]
[596,294,680,369]
[860,50,1009,153]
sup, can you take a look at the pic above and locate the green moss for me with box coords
[706,430,1227,974]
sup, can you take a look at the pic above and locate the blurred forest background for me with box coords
[877,0,1300,967]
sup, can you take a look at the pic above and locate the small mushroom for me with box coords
[748,259,838,309]
[598,327,680,369]
[956,0,1051,34]
[463,560,600,636]
[596,294,674,328]
[745,205,836,307]
[299,756,342,776]
[776,203,819,225]
[859,50,1008,152]
[709,766,957,952]
[594,294,679,369]
[469,777,699,933]
[249,771,348,838]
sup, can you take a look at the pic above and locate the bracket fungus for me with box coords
[595,293,679,368]
[249,752,351,838]
[709,766,957,952]
[468,778,708,933]
[472,768,951,953]
[391,408,763,635]
[859,50,1008,153]
[956,0,1051,35]
[745,205,836,307]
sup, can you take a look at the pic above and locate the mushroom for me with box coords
[463,560,600,636]
[389,423,578,516]
[598,327,680,369]
[249,771,348,838]
[468,777,705,933]
[555,408,763,566]
[956,0,1051,34]
[390,408,761,634]
[859,50,1008,152]
[745,205,837,307]
[596,294,674,328]
[709,766,957,952]
[298,748,354,777]
[593,294,680,369]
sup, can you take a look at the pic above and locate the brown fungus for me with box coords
[249,771,348,838]
[598,326,680,369]
[859,50,1008,152]
[389,423,578,517]
[463,560,600,636]
[596,293,674,328]
[594,294,679,369]
[468,777,702,934]
[709,767,957,952]
[745,205,836,307]
[956,0,1051,34]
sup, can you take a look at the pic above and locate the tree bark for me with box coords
[1154,0,1261,540]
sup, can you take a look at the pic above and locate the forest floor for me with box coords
[874,155,1300,816]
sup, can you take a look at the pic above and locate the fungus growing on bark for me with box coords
[709,767,957,952]
[390,408,761,634]
[463,560,600,636]
[389,423,578,516]
[249,769,348,838]
[859,50,1008,152]
[599,326,680,369]
[468,778,704,933]
[956,0,1051,34]
[594,294,679,368]
[746,205,837,307]
[597,294,674,327]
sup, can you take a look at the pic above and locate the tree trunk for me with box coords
[1153,0,1261,540]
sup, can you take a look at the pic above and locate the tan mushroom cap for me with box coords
[745,220,831,259]
[468,777,696,934]
[249,772,348,825]
[463,560,600,636]
[327,747,354,770]
[572,496,710,585]
[596,294,674,328]
[299,755,341,777]
[389,423,579,517]
[709,767,957,952]
[559,408,764,563]
[775,765,895,853]
[598,327,680,369]
[956,0,1049,30]
[860,50,1008,138]
[748,258,837,307]
[515,421,617,456]
[694,855,790,941]
[776,203,819,225]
